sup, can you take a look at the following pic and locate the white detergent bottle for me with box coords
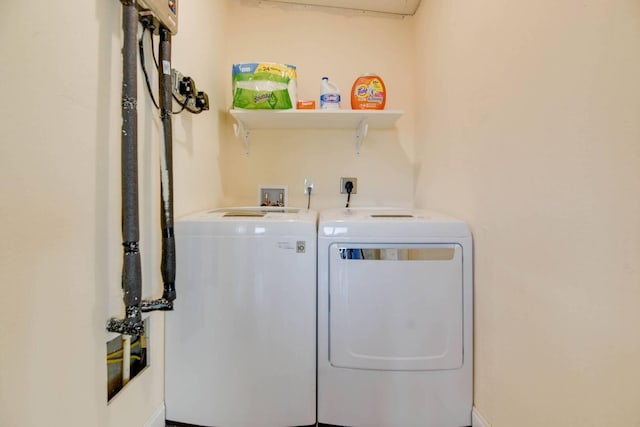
[320,77,341,109]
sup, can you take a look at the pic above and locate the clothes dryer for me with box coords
[165,207,317,427]
[318,208,473,427]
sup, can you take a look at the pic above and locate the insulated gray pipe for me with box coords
[158,26,176,302]
[140,25,175,313]
[107,0,144,335]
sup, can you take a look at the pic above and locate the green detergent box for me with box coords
[232,62,297,110]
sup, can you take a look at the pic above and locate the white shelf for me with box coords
[230,109,403,155]
[230,109,403,129]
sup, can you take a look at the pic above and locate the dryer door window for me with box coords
[328,243,463,371]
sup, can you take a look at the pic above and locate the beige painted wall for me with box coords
[220,1,416,209]
[4,1,639,426]
[413,0,640,425]
[0,1,226,426]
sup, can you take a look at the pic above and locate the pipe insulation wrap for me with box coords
[107,0,144,336]
[158,27,177,302]
[121,0,142,310]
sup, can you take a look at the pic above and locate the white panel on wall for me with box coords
[261,0,421,15]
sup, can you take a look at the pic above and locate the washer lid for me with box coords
[176,207,318,236]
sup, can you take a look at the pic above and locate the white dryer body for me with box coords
[318,208,473,427]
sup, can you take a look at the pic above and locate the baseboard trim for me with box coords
[472,406,491,427]
[144,403,166,427]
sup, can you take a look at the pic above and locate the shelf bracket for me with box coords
[233,120,251,155]
[355,118,369,155]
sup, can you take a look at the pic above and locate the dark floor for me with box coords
[166,423,322,427]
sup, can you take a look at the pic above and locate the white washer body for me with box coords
[165,207,317,427]
[318,208,473,427]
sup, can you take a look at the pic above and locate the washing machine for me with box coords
[317,208,473,427]
[165,207,317,427]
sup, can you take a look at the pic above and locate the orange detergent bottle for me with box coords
[350,74,386,110]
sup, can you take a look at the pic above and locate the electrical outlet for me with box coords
[340,177,358,194]
[170,69,209,113]
[304,178,315,195]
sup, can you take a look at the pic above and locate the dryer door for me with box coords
[328,243,463,371]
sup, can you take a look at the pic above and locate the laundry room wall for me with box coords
[219,0,416,209]
[0,1,226,426]
[412,0,640,426]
